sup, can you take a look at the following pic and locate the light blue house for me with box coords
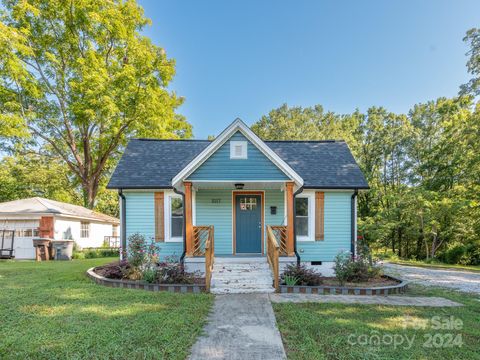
[108,119,368,287]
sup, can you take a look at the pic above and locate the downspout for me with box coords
[293,186,304,266]
[351,189,358,258]
[173,187,187,264]
[119,189,126,260]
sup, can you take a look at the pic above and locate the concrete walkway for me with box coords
[269,293,462,307]
[188,294,286,360]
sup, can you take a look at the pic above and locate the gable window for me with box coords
[230,141,247,159]
[80,222,90,238]
[169,195,184,240]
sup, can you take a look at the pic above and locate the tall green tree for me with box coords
[0,0,191,208]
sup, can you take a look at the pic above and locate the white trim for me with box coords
[164,190,183,243]
[171,118,303,189]
[188,180,287,183]
[295,190,315,242]
[230,140,248,159]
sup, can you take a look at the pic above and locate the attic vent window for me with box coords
[230,141,247,159]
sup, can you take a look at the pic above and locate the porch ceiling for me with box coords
[191,180,287,190]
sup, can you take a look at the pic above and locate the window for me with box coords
[230,141,247,159]
[295,197,309,238]
[240,197,257,211]
[80,222,90,238]
[170,196,184,239]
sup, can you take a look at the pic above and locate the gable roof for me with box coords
[0,197,119,224]
[107,138,369,190]
[171,119,304,188]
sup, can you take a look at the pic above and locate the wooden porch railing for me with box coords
[270,225,288,256]
[193,226,210,256]
[204,226,214,292]
[266,225,280,291]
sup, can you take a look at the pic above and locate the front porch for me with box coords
[181,181,299,292]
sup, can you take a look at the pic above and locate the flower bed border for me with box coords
[279,275,408,295]
[86,267,206,293]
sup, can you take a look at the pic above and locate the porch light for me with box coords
[234,183,244,190]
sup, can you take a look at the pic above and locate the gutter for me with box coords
[173,187,187,264]
[351,189,358,257]
[119,189,126,260]
[292,186,304,266]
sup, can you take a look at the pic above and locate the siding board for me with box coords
[188,132,289,181]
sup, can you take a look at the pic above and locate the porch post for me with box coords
[285,182,295,256]
[184,181,194,256]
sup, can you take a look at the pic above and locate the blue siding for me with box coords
[195,189,286,255]
[195,190,232,255]
[188,132,289,181]
[297,192,351,262]
[124,192,183,260]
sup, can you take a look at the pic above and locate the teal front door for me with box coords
[235,194,262,254]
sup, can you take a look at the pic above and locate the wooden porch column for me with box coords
[285,182,295,256]
[184,182,194,256]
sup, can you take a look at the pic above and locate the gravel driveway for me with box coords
[383,263,480,294]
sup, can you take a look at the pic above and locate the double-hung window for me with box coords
[168,195,184,241]
[295,197,310,240]
[80,222,90,238]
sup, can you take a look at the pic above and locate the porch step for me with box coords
[210,257,275,294]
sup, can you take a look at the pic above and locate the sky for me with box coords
[139,0,480,139]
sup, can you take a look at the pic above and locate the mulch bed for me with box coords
[317,275,399,288]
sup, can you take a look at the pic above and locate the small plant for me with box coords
[281,264,323,286]
[283,275,299,286]
[94,260,131,279]
[142,268,157,283]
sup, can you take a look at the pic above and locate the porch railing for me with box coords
[270,225,288,256]
[193,226,211,256]
[204,226,215,292]
[266,225,280,292]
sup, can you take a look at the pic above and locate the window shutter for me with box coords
[315,192,324,241]
[154,192,165,242]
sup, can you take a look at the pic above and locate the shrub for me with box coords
[334,251,382,285]
[83,248,120,258]
[157,257,199,284]
[72,252,85,260]
[94,260,130,279]
[280,264,323,286]
[127,233,147,267]
[444,244,467,264]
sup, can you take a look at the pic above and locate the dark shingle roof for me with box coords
[107,139,368,189]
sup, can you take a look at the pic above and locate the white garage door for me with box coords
[0,220,39,259]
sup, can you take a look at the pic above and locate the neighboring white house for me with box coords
[0,197,119,259]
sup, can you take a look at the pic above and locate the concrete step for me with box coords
[210,257,275,294]
[211,286,276,294]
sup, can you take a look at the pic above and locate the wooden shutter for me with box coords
[315,192,324,241]
[154,192,165,242]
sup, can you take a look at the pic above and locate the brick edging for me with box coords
[279,275,408,295]
[86,267,206,293]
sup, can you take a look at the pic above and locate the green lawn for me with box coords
[273,285,480,360]
[0,258,213,359]
[388,259,480,273]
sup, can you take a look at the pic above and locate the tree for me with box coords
[0,0,192,208]
[461,28,480,97]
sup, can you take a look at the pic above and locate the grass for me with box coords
[387,259,480,273]
[273,285,480,360]
[0,258,213,359]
